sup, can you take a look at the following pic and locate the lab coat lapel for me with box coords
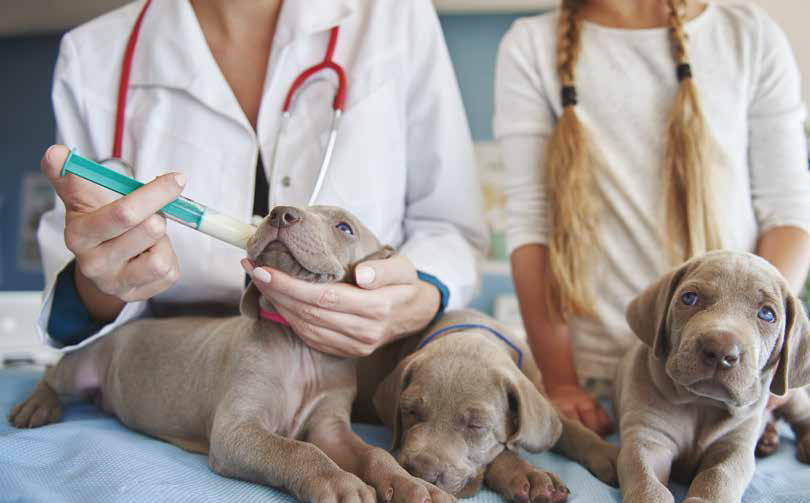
[127,0,252,133]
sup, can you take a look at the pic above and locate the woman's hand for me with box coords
[547,383,613,437]
[42,145,185,320]
[241,254,440,358]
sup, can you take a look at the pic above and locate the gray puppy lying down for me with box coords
[616,250,810,503]
[9,205,453,503]
[368,309,619,503]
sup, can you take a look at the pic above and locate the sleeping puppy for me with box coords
[9,205,452,503]
[616,250,810,503]
[372,310,619,503]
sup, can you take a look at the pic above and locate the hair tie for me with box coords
[561,85,578,107]
[676,63,692,81]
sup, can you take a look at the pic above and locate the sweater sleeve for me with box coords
[493,19,558,254]
[748,8,810,237]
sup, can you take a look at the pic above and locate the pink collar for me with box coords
[259,309,291,327]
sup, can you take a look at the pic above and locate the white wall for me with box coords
[718,0,810,108]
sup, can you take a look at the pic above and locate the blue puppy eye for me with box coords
[758,306,776,323]
[335,222,354,236]
[681,292,699,306]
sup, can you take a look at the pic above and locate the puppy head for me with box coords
[373,332,561,496]
[626,250,810,408]
[240,205,393,317]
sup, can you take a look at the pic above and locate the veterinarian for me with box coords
[37,0,487,357]
[495,0,810,435]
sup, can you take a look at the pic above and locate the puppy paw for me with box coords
[374,471,455,503]
[496,466,569,503]
[584,443,619,487]
[796,431,810,464]
[8,383,62,428]
[755,421,780,458]
[299,470,376,503]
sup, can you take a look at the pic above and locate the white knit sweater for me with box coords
[494,2,810,381]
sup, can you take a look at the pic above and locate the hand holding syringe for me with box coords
[61,151,257,249]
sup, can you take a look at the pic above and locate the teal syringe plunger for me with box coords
[61,151,257,249]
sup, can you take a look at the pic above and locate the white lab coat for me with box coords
[38,0,488,350]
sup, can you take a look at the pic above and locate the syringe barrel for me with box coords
[161,196,256,250]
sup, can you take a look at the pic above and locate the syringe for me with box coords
[61,151,257,250]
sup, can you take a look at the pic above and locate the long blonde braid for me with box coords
[663,0,724,260]
[545,0,599,320]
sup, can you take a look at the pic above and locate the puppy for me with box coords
[9,205,452,503]
[372,309,619,503]
[616,250,810,503]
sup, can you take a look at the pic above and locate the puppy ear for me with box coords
[504,372,562,453]
[770,294,810,396]
[373,353,416,451]
[239,282,261,319]
[626,262,690,359]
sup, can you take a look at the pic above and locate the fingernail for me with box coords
[356,266,375,286]
[252,267,271,283]
[45,145,59,163]
[174,173,187,187]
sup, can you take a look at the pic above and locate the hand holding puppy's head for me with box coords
[240,205,393,318]
[373,332,561,497]
[626,250,810,408]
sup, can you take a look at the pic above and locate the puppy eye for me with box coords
[335,222,354,236]
[680,291,699,306]
[401,407,420,420]
[758,306,776,323]
[466,423,488,432]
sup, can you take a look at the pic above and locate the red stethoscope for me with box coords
[104,0,348,206]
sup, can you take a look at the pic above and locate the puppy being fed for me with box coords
[372,309,619,502]
[616,250,810,503]
[9,205,452,503]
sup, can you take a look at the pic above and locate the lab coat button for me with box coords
[281,176,291,187]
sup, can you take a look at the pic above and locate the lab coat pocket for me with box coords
[326,78,406,210]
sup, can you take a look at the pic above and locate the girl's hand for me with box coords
[242,254,440,358]
[42,145,184,318]
[547,384,613,437]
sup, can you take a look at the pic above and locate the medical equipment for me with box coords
[62,151,256,249]
[111,0,347,208]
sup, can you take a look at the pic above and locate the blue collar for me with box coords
[416,323,523,369]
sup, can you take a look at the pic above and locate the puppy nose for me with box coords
[403,454,443,484]
[269,206,301,228]
[699,332,741,370]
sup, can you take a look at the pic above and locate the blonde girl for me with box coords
[495,0,810,434]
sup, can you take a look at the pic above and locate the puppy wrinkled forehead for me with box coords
[685,251,784,295]
[310,205,359,224]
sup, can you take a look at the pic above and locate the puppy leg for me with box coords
[617,438,676,503]
[485,449,569,503]
[755,417,780,458]
[209,414,375,503]
[553,417,619,486]
[308,416,454,503]
[682,440,755,503]
[775,389,810,463]
[8,343,106,428]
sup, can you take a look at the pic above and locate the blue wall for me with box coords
[0,34,62,291]
[0,13,531,291]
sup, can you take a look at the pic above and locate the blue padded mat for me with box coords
[1,367,809,503]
